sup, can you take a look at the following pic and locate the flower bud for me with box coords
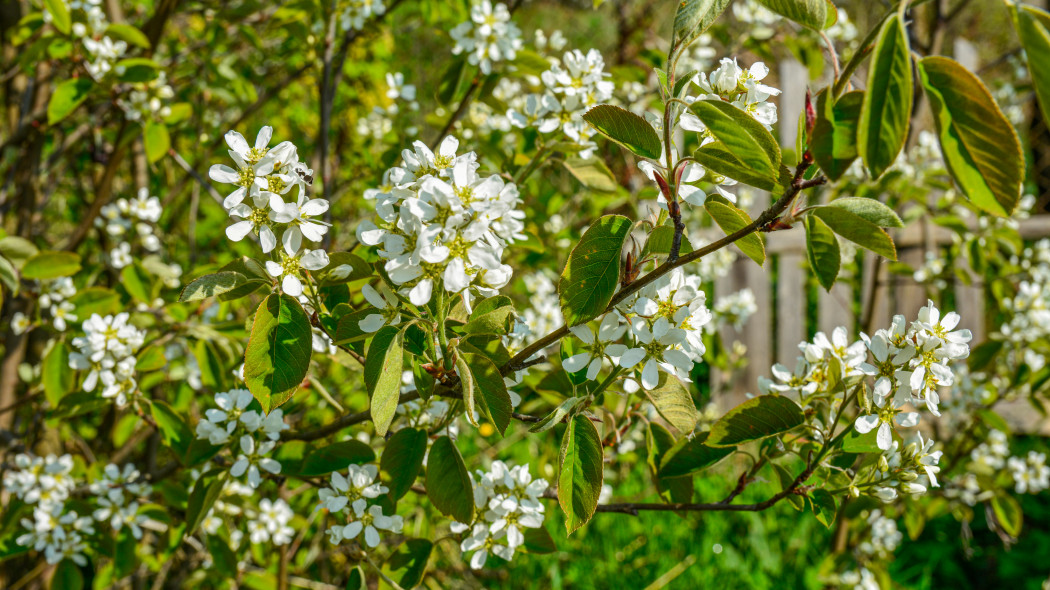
[901,482,927,494]
[899,470,918,482]
[848,486,860,498]
[878,456,889,472]
[904,442,918,458]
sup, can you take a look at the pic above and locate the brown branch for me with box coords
[501,159,826,376]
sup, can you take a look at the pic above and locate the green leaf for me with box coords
[672,0,732,48]
[857,15,913,179]
[644,374,699,435]
[642,225,693,258]
[69,287,121,317]
[143,121,170,163]
[581,105,662,159]
[180,271,249,302]
[459,351,513,435]
[364,325,405,436]
[826,197,903,228]
[244,294,313,414]
[812,206,897,260]
[0,255,17,296]
[991,494,1022,537]
[114,58,160,83]
[774,464,805,510]
[690,99,780,178]
[425,437,474,523]
[47,78,93,124]
[299,440,376,477]
[136,345,167,372]
[51,559,83,590]
[21,250,81,280]
[381,428,428,500]
[705,195,766,265]
[529,397,583,433]
[693,142,780,191]
[563,157,618,192]
[522,526,558,554]
[318,252,373,285]
[810,90,863,180]
[345,566,366,590]
[804,215,840,290]
[1013,5,1050,130]
[463,295,516,336]
[841,428,881,453]
[150,400,193,458]
[42,341,73,405]
[559,215,632,326]
[206,535,238,578]
[917,56,1023,217]
[753,0,826,29]
[968,340,1004,373]
[0,237,38,268]
[809,489,837,528]
[121,261,153,303]
[559,414,604,534]
[706,395,805,447]
[184,470,227,538]
[646,423,694,505]
[658,431,733,478]
[44,0,71,35]
[386,539,432,589]
[105,23,150,48]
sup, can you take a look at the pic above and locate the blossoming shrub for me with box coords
[2,0,1050,588]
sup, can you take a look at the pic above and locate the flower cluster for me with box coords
[196,389,288,488]
[68,312,147,407]
[1007,451,1050,494]
[3,454,90,564]
[97,187,165,269]
[852,301,973,450]
[507,48,614,158]
[318,465,403,547]
[208,127,330,297]
[682,57,781,131]
[450,1,522,75]
[356,136,524,309]
[116,71,175,122]
[247,498,295,545]
[453,461,548,569]
[950,430,1050,500]
[41,0,128,80]
[10,276,78,335]
[559,268,712,391]
[89,463,152,540]
[340,0,385,31]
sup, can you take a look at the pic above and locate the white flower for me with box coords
[249,498,295,545]
[10,312,30,335]
[853,379,920,451]
[317,465,389,514]
[334,499,403,548]
[386,72,416,101]
[563,314,625,381]
[360,283,402,332]
[264,249,330,297]
[230,435,281,488]
[268,193,331,254]
[226,204,278,253]
[618,317,693,390]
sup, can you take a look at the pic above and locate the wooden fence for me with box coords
[707,57,1050,435]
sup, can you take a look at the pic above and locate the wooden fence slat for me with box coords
[819,280,855,337]
[777,252,807,366]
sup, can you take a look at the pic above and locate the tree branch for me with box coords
[501,158,826,376]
